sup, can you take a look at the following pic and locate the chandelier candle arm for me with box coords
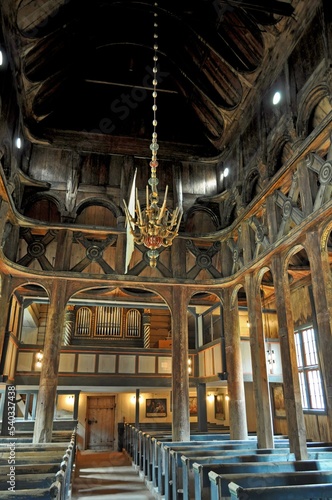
[157,185,168,225]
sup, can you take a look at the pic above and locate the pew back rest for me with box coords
[194,459,332,489]
[228,480,332,500]
[210,470,332,498]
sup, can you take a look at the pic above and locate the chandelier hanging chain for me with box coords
[123,2,182,268]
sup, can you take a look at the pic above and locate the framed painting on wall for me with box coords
[189,396,198,416]
[272,384,286,418]
[146,398,167,417]
[215,394,225,420]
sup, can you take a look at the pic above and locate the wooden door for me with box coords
[86,396,115,450]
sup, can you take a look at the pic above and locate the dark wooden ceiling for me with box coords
[1,0,304,161]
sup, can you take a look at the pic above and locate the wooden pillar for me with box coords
[305,229,332,440]
[135,389,140,428]
[0,273,12,361]
[197,383,208,432]
[171,286,190,441]
[33,281,68,443]
[271,254,307,459]
[223,288,248,440]
[171,237,187,278]
[53,230,73,271]
[115,226,126,275]
[245,273,274,448]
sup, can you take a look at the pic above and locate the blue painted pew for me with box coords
[0,473,57,490]
[168,444,332,499]
[156,438,261,496]
[182,450,332,500]
[149,433,239,486]
[181,452,295,500]
[166,442,295,500]
[162,440,291,500]
[137,431,236,469]
[228,480,332,499]
[194,460,332,500]
[0,480,61,499]
[210,470,332,500]
[0,463,61,475]
[162,441,263,499]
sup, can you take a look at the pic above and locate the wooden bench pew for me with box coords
[0,431,75,500]
[0,463,62,475]
[148,435,237,486]
[153,437,329,495]
[163,442,292,500]
[165,442,332,493]
[142,433,288,484]
[209,470,332,500]
[0,451,67,465]
[0,480,61,499]
[143,431,236,480]
[181,452,296,500]
[0,443,72,454]
[155,438,263,494]
[182,449,332,500]
[228,480,332,500]
[0,447,71,456]
[0,472,58,490]
[143,434,257,484]
[158,440,260,498]
[193,459,332,500]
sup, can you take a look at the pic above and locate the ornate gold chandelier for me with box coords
[123,3,182,268]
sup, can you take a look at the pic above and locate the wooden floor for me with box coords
[71,450,155,499]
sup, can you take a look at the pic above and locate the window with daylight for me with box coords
[294,326,325,411]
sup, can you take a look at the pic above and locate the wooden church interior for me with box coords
[1,0,332,498]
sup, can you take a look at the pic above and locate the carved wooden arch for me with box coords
[296,83,331,139]
[21,192,64,221]
[283,243,308,280]
[75,197,122,221]
[0,139,12,179]
[230,283,245,311]
[266,133,294,178]
[66,283,173,311]
[320,219,332,253]
[16,0,67,39]
[242,168,261,205]
[184,204,220,232]
[189,290,223,307]
[255,265,274,304]
[220,188,241,228]
[10,280,51,302]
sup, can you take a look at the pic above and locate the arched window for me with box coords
[75,307,92,336]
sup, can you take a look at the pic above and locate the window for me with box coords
[294,326,325,411]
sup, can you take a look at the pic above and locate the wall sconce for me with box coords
[66,395,75,405]
[225,394,230,402]
[131,395,143,404]
[188,358,192,375]
[246,320,250,328]
[267,344,276,374]
[207,393,214,402]
[35,351,43,368]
